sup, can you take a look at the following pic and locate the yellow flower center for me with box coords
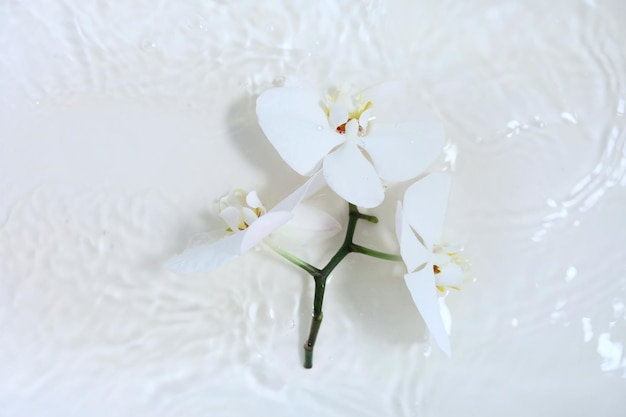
[219,189,265,232]
[326,91,372,136]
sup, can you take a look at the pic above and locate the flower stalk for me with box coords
[272,203,401,368]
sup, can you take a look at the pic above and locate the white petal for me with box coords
[361,121,444,182]
[219,206,242,231]
[246,191,263,210]
[404,268,451,357]
[403,174,451,249]
[439,297,452,336]
[241,211,293,252]
[272,204,341,245]
[164,232,246,273]
[435,263,464,288]
[329,102,349,129]
[221,190,244,209]
[256,87,344,175]
[241,207,259,227]
[395,202,430,272]
[359,109,372,131]
[271,170,326,213]
[344,118,359,138]
[322,141,384,208]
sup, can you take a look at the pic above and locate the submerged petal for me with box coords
[362,121,444,182]
[404,268,451,357]
[272,204,341,246]
[241,211,293,252]
[164,232,246,273]
[322,141,384,208]
[403,173,451,249]
[396,202,431,272]
[256,87,344,175]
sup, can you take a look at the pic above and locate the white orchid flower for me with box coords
[395,173,469,357]
[165,172,337,273]
[256,81,445,208]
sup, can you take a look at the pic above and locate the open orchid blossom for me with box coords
[165,172,335,273]
[396,173,469,357]
[256,81,445,208]
[166,76,469,369]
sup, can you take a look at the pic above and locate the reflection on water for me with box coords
[0,0,625,415]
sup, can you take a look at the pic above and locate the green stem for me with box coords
[266,240,320,276]
[270,203,401,369]
[351,244,402,262]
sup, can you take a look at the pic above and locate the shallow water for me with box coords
[1,1,625,416]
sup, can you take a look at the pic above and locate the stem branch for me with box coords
[271,203,401,368]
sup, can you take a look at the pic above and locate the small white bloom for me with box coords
[256,81,445,208]
[165,172,333,273]
[395,173,469,357]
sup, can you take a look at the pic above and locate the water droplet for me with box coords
[534,116,546,128]
[139,38,157,51]
[511,318,519,327]
[422,346,432,357]
[565,266,577,281]
[316,125,324,130]
[617,98,625,117]
[560,111,578,124]
[288,320,295,329]
[582,317,593,342]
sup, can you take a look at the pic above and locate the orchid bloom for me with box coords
[256,81,445,208]
[395,173,469,356]
[165,172,335,273]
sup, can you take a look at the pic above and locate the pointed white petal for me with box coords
[322,141,384,208]
[219,206,242,231]
[271,170,326,213]
[256,87,344,175]
[241,211,293,252]
[361,121,444,182]
[439,297,452,336]
[164,232,246,273]
[403,173,451,249]
[435,263,464,288]
[395,202,430,272]
[404,268,451,357]
[329,102,348,129]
